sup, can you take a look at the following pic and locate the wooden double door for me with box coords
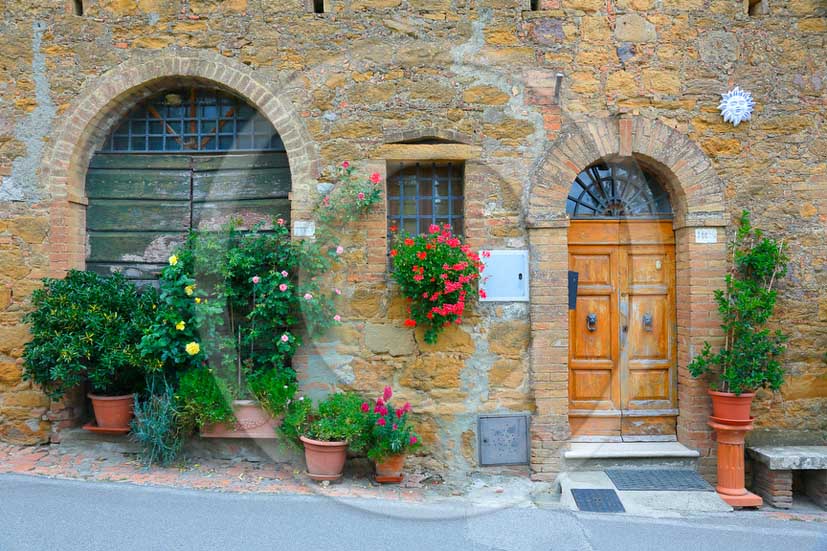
[568,220,677,441]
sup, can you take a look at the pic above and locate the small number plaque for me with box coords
[293,220,316,237]
[694,228,717,244]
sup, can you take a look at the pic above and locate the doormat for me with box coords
[571,489,626,513]
[605,469,713,491]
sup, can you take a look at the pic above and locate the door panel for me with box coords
[568,222,676,441]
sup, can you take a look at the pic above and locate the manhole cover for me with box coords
[571,489,625,513]
[605,469,712,491]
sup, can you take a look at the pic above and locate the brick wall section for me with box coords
[751,462,794,508]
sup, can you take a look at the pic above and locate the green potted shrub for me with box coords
[687,211,789,420]
[22,270,155,430]
[281,392,370,481]
[360,386,422,483]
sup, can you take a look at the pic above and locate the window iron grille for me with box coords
[566,162,672,218]
[387,161,464,237]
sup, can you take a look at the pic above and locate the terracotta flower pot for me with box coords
[708,390,755,421]
[200,400,280,439]
[374,454,405,483]
[300,435,348,481]
[88,393,134,429]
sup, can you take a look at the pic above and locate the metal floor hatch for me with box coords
[605,469,713,491]
[570,489,626,513]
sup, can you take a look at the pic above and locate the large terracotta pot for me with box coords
[88,393,134,429]
[200,400,280,439]
[709,390,755,421]
[300,435,348,481]
[374,454,405,483]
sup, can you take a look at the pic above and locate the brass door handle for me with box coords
[586,313,597,332]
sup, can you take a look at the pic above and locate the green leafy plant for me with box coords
[175,366,235,430]
[390,224,485,344]
[687,211,789,395]
[131,378,185,466]
[280,392,371,451]
[359,386,422,462]
[22,270,155,399]
[247,367,298,418]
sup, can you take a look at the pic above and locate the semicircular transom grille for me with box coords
[566,162,672,218]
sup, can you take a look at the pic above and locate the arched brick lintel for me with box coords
[527,116,727,229]
[40,49,319,277]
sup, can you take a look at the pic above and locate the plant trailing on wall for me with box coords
[390,224,485,344]
[22,270,156,399]
[360,386,421,462]
[687,211,789,395]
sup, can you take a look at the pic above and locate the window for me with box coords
[387,161,464,236]
[100,88,284,153]
[72,0,83,15]
[566,161,671,218]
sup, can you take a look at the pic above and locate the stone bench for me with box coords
[747,446,827,509]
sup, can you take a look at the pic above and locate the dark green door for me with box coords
[86,151,291,283]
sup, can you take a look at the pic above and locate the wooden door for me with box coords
[568,221,676,441]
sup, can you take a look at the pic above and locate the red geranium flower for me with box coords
[404,319,417,327]
[383,386,393,401]
[404,238,414,246]
[377,418,386,426]
[370,172,382,184]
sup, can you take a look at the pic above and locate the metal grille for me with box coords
[566,162,672,218]
[387,161,464,236]
[101,88,284,153]
[571,489,626,513]
[478,414,529,466]
[605,469,713,491]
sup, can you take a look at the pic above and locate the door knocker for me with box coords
[642,312,653,332]
[586,313,597,332]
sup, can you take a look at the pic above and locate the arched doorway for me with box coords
[567,160,677,441]
[85,87,291,283]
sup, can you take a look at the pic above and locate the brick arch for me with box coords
[525,116,727,483]
[527,117,726,229]
[41,49,318,277]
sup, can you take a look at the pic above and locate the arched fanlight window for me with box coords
[100,88,284,153]
[566,162,672,218]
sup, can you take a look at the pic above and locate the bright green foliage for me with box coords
[687,211,789,395]
[390,225,484,344]
[131,379,185,466]
[280,392,371,450]
[359,386,422,462]
[175,367,235,429]
[22,270,156,399]
[313,162,383,247]
[247,367,298,418]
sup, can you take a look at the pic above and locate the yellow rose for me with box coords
[176,321,186,331]
[195,297,201,304]
[185,342,200,356]
[168,255,178,266]
[185,285,194,296]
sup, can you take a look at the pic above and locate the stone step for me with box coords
[563,442,700,471]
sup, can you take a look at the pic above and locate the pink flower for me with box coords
[279,283,288,292]
[281,334,289,342]
[277,218,285,226]
[357,192,365,200]
[304,293,313,300]
[281,270,288,277]
[334,288,341,295]
[383,386,393,401]
[336,245,344,255]
[395,408,404,418]
[376,397,385,407]
[392,424,398,431]
[377,418,386,427]
[409,436,418,445]
[360,402,369,412]
[403,402,411,413]
[429,224,440,234]
[334,314,341,322]
[369,172,381,184]
[251,276,260,284]
[342,161,350,169]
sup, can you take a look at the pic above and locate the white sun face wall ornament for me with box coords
[718,87,755,127]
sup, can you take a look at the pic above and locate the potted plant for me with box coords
[22,270,155,431]
[361,386,422,483]
[390,224,485,344]
[687,211,789,420]
[281,392,370,481]
[687,211,788,507]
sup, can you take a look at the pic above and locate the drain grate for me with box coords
[571,489,625,513]
[605,469,713,491]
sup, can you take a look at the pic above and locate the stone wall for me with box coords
[0,0,825,474]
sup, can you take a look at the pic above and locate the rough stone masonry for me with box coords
[0,0,824,479]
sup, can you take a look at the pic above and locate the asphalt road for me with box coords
[1,473,826,551]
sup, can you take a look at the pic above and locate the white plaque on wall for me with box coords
[695,228,717,244]
[293,220,316,237]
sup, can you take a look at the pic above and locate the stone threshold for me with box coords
[564,442,700,460]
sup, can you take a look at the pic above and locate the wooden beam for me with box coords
[372,143,482,161]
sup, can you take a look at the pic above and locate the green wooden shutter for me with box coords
[86,151,291,283]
